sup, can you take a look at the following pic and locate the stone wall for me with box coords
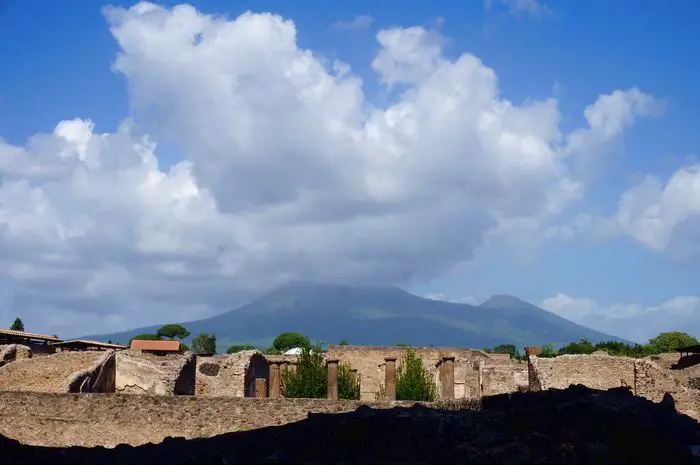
[326,346,500,400]
[115,350,196,395]
[195,350,269,397]
[528,353,700,420]
[0,391,477,448]
[61,351,116,393]
[530,354,636,391]
[480,362,528,395]
[0,351,110,392]
[0,344,32,368]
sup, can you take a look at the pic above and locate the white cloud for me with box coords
[423,293,480,305]
[484,0,550,17]
[566,88,662,155]
[540,293,700,343]
[613,163,700,260]
[329,15,374,33]
[555,161,700,259]
[0,2,655,336]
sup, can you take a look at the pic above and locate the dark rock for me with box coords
[2,385,700,464]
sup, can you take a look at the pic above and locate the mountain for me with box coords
[83,282,626,351]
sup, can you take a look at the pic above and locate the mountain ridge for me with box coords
[83,282,627,350]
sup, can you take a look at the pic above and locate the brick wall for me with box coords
[0,391,478,448]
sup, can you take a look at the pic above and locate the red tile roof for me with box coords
[130,339,181,352]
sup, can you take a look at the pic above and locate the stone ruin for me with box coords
[3,385,700,464]
[1,341,700,454]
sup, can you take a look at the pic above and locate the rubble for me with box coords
[2,385,700,464]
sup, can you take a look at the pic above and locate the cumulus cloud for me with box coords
[613,164,700,260]
[0,2,655,336]
[540,293,700,343]
[555,162,700,260]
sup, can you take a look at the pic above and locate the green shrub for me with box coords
[338,362,360,400]
[281,343,361,399]
[372,349,438,401]
[282,343,327,398]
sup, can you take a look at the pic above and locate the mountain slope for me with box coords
[84,283,625,351]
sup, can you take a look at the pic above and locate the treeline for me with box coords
[482,331,699,360]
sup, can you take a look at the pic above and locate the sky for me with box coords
[0,0,699,343]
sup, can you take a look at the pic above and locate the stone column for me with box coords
[255,377,267,398]
[384,357,397,401]
[327,359,339,400]
[524,346,541,358]
[269,362,281,399]
[441,356,455,399]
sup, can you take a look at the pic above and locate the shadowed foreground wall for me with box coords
[0,391,477,448]
[3,386,700,465]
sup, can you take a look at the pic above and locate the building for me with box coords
[0,329,62,355]
[51,340,127,352]
[129,339,181,355]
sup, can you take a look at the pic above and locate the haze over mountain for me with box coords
[85,282,626,351]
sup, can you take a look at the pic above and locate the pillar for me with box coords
[255,377,267,398]
[441,356,455,399]
[524,346,541,358]
[269,362,281,399]
[384,356,397,401]
[327,359,339,400]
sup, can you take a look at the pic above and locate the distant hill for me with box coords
[84,282,627,351]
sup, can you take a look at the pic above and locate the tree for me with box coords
[272,332,310,352]
[558,338,596,355]
[192,333,216,355]
[492,343,518,358]
[394,349,436,401]
[648,331,698,353]
[339,339,349,346]
[180,343,190,352]
[227,344,256,354]
[539,343,557,358]
[282,342,326,398]
[338,362,360,400]
[129,333,162,344]
[10,318,24,332]
[156,324,190,341]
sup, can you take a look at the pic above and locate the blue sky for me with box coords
[0,0,699,342]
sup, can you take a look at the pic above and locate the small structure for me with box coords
[674,345,700,369]
[51,340,127,353]
[0,329,62,355]
[129,339,181,355]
